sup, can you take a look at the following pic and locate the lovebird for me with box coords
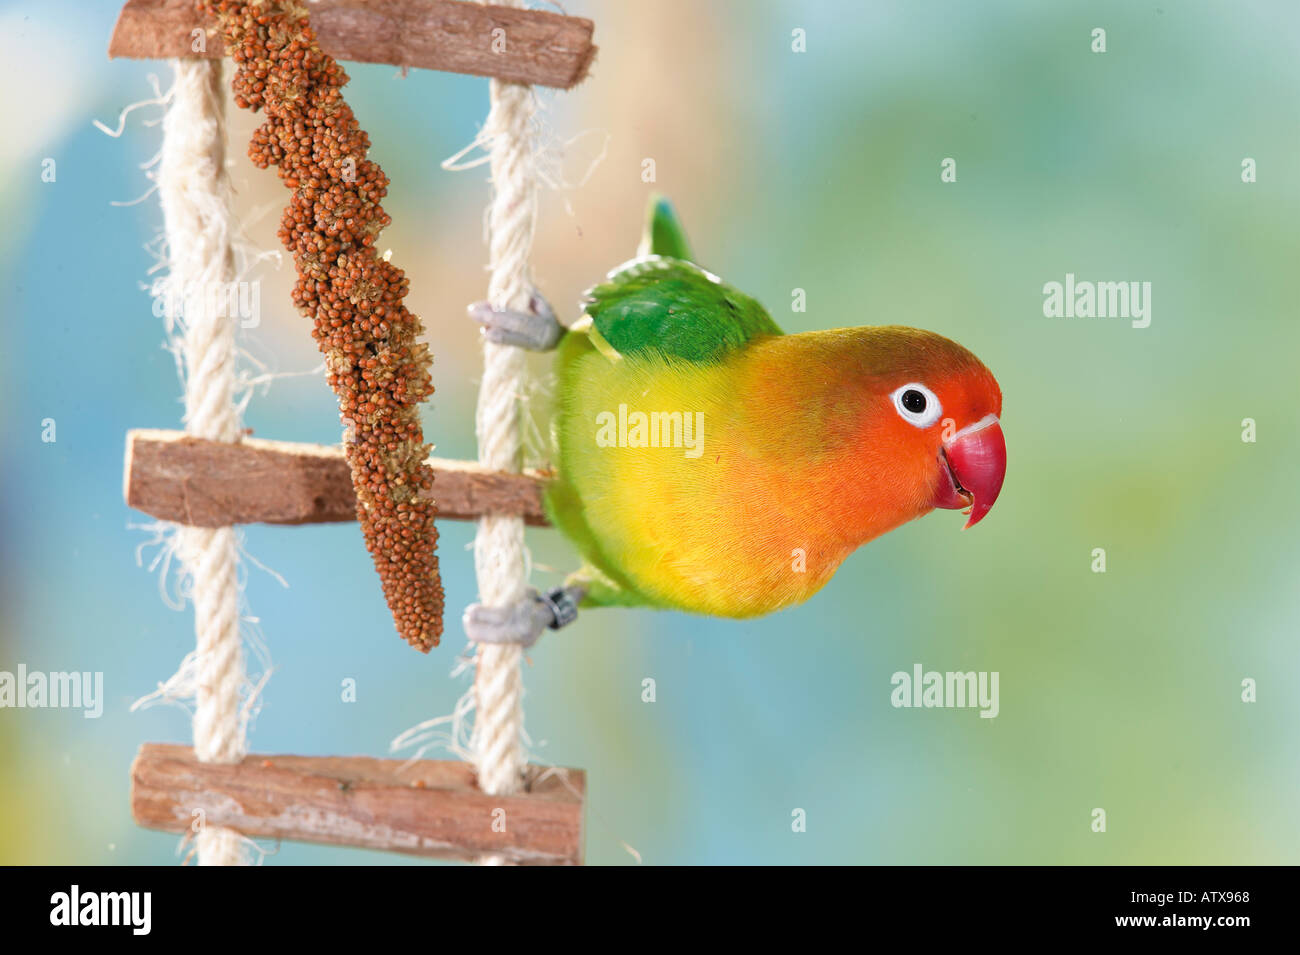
[465,197,1005,643]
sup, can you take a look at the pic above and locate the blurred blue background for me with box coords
[1,0,1298,864]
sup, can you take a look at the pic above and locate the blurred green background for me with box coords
[1,0,1297,865]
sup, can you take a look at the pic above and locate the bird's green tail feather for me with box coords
[638,194,694,261]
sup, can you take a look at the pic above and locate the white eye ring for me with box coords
[890,382,942,428]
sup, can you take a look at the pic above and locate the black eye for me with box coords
[892,382,942,427]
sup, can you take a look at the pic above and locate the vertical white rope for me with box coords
[158,58,248,866]
[470,9,538,812]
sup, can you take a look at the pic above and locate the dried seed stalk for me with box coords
[202,0,444,650]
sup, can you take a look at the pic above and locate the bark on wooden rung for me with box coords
[131,743,585,864]
[108,0,596,89]
[124,428,550,527]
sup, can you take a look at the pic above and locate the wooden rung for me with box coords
[124,428,550,527]
[109,0,596,89]
[131,743,585,864]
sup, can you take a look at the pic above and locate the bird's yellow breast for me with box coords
[554,345,863,616]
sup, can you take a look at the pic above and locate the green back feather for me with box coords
[581,261,783,364]
[580,196,783,365]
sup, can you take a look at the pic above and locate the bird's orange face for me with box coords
[854,328,1006,529]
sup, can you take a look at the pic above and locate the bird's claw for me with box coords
[468,292,564,351]
[463,586,582,648]
[536,585,580,629]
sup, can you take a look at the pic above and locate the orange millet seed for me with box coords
[201,0,444,650]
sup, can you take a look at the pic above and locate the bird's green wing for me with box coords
[575,195,782,364]
[579,256,783,364]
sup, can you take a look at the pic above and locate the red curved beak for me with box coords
[931,415,1006,529]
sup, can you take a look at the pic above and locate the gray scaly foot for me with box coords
[468,291,564,351]
[463,585,584,648]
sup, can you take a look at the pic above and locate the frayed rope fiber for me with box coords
[470,0,539,813]
[157,57,248,866]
